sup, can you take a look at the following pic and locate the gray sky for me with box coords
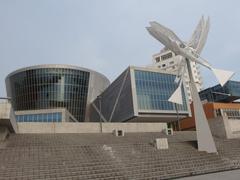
[0,0,240,96]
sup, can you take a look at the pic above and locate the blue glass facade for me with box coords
[8,68,89,122]
[16,112,62,122]
[200,81,240,102]
[134,70,188,111]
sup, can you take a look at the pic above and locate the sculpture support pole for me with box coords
[186,58,217,153]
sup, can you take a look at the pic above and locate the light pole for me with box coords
[97,95,103,133]
[174,103,181,131]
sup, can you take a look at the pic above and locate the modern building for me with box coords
[5,64,110,122]
[90,66,190,123]
[199,80,240,102]
[180,102,240,139]
[148,17,211,103]
[151,50,203,102]
[181,81,240,138]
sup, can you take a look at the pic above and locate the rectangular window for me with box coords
[48,113,53,122]
[161,52,173,61]
[155,57,160,63]
[134,70,187,112]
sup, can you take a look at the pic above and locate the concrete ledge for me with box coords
[17,122,167,134]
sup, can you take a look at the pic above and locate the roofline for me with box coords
[200,80,238,93]
[5,64,109,82]
[129,65,177,75]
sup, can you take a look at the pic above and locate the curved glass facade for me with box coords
[8,68,90,122]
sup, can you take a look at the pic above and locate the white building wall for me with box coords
[151,50,203,102]
[209,116,240,139]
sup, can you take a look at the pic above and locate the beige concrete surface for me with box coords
[17,122,167,134]
[178,169,240,180]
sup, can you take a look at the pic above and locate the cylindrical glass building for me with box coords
[6,64,110,122]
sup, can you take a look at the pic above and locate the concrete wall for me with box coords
[209,116,240,139]
[208,117,227,139]
[17,122,167,134]
[0,101,18,133]
[0,102,11,119]
[228,120,240,132]
[227,119,240,139]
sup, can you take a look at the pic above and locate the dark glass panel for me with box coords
[134,70,188,111]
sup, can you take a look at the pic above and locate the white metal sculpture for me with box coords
[146,17,235,153]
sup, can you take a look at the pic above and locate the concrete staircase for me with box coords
[0,132,240,179]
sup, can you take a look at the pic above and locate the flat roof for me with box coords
[6,64,109,82]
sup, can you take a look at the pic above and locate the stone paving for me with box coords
[0,131,240,179]
[178,169,240,180]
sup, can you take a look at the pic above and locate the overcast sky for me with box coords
[0,0,240,96]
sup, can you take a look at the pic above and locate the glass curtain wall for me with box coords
[134,70,188,111]
[9,68,89,121]
[16,112,62,122]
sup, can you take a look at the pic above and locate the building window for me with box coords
[161,53,173,61]
[221,109,240,120]
[155,57,160,63]
[134,70,188,111]
[16,112,62,123]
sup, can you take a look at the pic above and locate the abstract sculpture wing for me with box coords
[188,16,210,54]
[146,22,185,55]
[188,16,204,50]
[168,81,183,105]
[212,68,235,86]
[147,19,234,88]
[196,17,210,54]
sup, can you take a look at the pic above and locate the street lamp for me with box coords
[97,95,103,133]
[174,103,181,131]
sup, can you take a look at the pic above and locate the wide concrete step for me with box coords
[1,132,240,179]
